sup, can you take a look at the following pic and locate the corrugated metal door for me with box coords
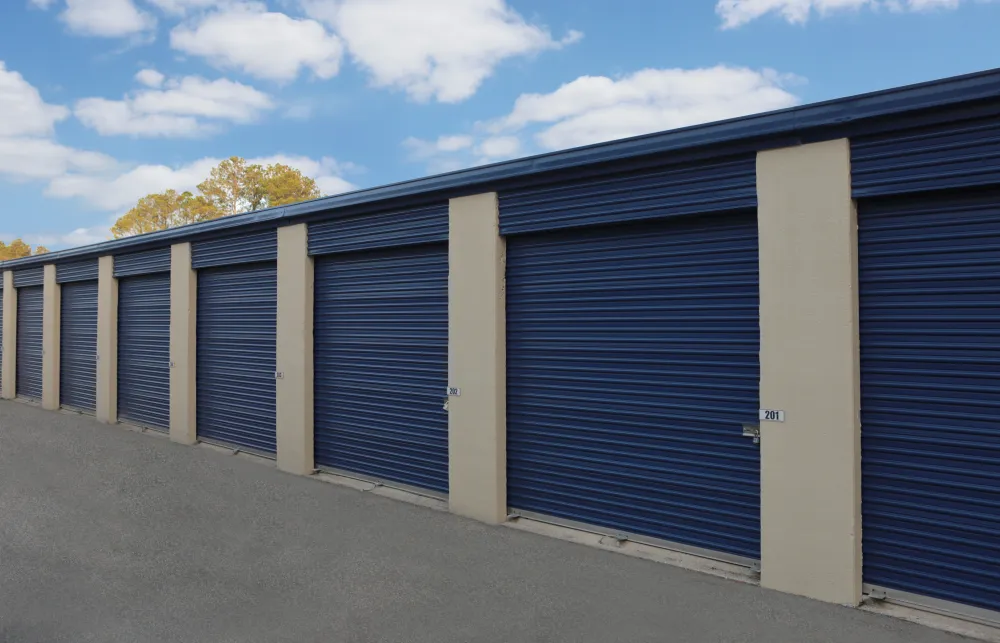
[16,286,44,400]
[859,189,1000,616]
[505,212,761,561]
[117,273,171,430]
[59,280,98,412]
[196,262,277,454]
[313,243,449,493]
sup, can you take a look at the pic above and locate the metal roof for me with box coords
[5,66,1000,270]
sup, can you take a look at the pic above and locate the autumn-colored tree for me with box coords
[112,190,218,239]
[112,157,322,239]
[0,239,47,260]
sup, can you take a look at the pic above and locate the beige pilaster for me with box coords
[1,271,15,400]
[757,138,861,605]
[448,192,507,523]
[169,243,197,445]
[96,256,118,423]
[41,264,60,410]
[275,224,314,475]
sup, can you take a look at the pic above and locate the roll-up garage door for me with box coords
[60,280,98,412]
[16,286,44,400]
[505,212,761,561]
[314,245,449,492]
[117,273,171,430]
[859,189,1000,618]
[196,262,277,454]
[311,205,449,493]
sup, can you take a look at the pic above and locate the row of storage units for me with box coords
[0,94,996,626]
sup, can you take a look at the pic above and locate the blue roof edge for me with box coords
[4,66,1000,271]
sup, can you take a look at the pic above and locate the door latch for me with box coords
[742,424,761,445]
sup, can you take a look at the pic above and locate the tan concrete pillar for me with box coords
[757,138,861,605]
[42,264,60,410]
[96,256,118,423]
[448,192,507,523]
[275,224,314,475]
[170,243,197,445]
[2,271,15,400]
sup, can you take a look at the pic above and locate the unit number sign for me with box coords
[759,409,785,422]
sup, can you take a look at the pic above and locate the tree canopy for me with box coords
[112,157,322,239]
[0,239,49,260]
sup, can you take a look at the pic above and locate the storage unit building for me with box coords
[58,260,99,413]
[501,156,762,563]
[194,230,277,454]
[311,205,450,494]
[15,267,44,401]
[854,106,1000,619]
[116,249,172,431]
[0,66,997,629]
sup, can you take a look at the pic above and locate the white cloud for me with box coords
[301,0,581,102]
[0,61,115,182]
[47,154,357,211]
[171,4,343,81]
[476,135,520,159]
[29,0,58,8]
[0,138,117,181]
[0,62,70,137]
[403,135,474,159]
[493,66,800,150]
[24,224,113,249]
[403,65,802,174]
[716,0,979,28]
[59,0,156,37]
[144,0,220,14]
[135,68,165,88]
[74,75,274,137]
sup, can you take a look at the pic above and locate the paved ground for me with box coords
[0,401,971,643]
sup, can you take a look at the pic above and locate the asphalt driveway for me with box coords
[0,400,971,643]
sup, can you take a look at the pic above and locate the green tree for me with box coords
[112,157,323,239]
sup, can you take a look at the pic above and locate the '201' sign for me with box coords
[759,409,785,422]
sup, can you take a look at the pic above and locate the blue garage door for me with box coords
[314,244,449,493]
[859,189,1000,617]
[505,212,761,561]
[196,262,277,454]
[60,280,98,412]
[118,273,171,430]
[16,286,44,400]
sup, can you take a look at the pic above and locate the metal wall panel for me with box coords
[314,243,449,492]
[859,189,1000,614]
[13,267,43,287]
[499,155,756,236]
[308,204,448,256]
[16,286,44,399]
[192,230,277,269]
[117,273,171,430]
[57,259,99,284]
[852,111,1000,198]
[114,248,170,278]
[505,212,761,560]
[197,262,277,453]
[60,280,98,412]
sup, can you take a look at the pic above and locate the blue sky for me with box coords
[0,0,997,250]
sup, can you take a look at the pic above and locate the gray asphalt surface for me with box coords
[0,400,969,643]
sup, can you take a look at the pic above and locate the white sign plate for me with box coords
[447,387,461,397]
[759,409,785,422]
